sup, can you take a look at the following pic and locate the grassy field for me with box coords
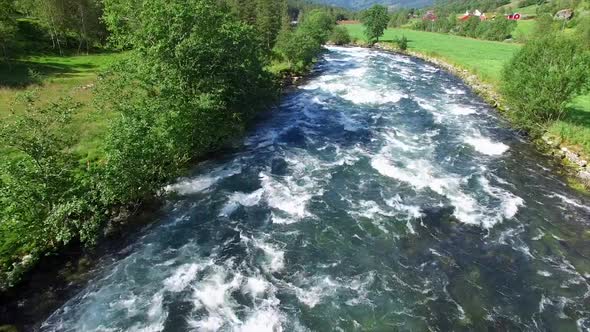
[513,19,537,42]
[345,23,590,157]
[346,23,520,83]
[549,95,590,155]
[0,53,121,160]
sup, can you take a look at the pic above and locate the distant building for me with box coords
[460,10,487,21]
[422,10,437,21]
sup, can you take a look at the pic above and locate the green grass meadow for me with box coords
[345,23,590,157]
[345,23,520,83]
[1,53,121,160]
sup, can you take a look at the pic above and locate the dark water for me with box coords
[41,47,590,331]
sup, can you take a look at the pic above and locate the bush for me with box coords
[274,9,334,69]
[0,95,100,288]
[397,35,408,50]
[330,26,351,45]
[501,35,590,133]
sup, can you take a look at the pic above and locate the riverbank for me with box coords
[350,36,590,191]
[0,57,315,331]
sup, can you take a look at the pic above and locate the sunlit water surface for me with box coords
[42,46,590,331]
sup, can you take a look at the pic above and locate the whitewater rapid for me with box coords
[41,46,590,331]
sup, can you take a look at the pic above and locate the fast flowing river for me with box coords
[42,47,590,331]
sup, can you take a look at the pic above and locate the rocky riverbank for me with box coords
[370,42,590,191]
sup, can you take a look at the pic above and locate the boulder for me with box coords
[554,9,574,20]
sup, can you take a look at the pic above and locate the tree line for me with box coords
[0,0,341,289]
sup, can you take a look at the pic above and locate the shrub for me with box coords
[0,95,100,288]
[501,35,590,133]
[274,9,334,69]
[397,35,408,50]
[330,26,351,45]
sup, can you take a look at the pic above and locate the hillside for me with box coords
[312,0,433,9]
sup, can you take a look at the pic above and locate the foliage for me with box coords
[414,14,517,41]
[361,5,389,45]
[388,9,411,28]
[31,0,106,54]
[97,0,275,204]
[576,15,590,48]
[330,25,351,45]
[0,93,100,288]
[0,0,17,59]
[397,35,408,50]
[274,9,334,70]
[501,35,590,133]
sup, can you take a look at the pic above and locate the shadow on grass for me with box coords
[0,60,99,88]
[561,103,590,127]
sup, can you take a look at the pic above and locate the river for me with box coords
[40,46,590,331]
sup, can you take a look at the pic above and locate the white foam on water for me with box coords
[293,277,338,308]
[190,267,242,326]
[253,239,285,273]
[384,194,424,219]
[547,193,590,212]
[443,86,466,95]
[127,291,167,332]
[538,270,552,277]
[345,67,368,78]
[220,189,264,217]
[243,277,268,298]
[447,104,477,116]
[341,86,405,105]
[302,64,406,105]
[464,136,509,156]
[165,165,240,195]
[238,306,283,332]
[259,173,311,220]
[163,262,204,292]
[479,176,524,220]
[371,154,521,228]
[187,314,224,331]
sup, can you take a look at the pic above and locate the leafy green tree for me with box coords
[361,5,389,45]
[34,0,105,54]
[388,9,409,28]
[254,0,288,50]
[101,0,141,49]
[0,0,17,60]
[330,25,351,45]
[501,35,590,133]
[97,0,275,203]
[0,94,99,288]
[274,9,334,69]
[299,9,334,44]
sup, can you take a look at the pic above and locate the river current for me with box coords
[42,46,590,331]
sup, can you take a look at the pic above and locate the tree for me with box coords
[361,5,389,45]
[97,0,275,203]
[254,0,288,50]
[273,9,334,69]
[501,35,590,133]
[34,0,105,54]
[330,25,351,45]
[0,0,17,60]
[0,94,100,288]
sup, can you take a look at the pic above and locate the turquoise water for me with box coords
[42,46,590,331]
